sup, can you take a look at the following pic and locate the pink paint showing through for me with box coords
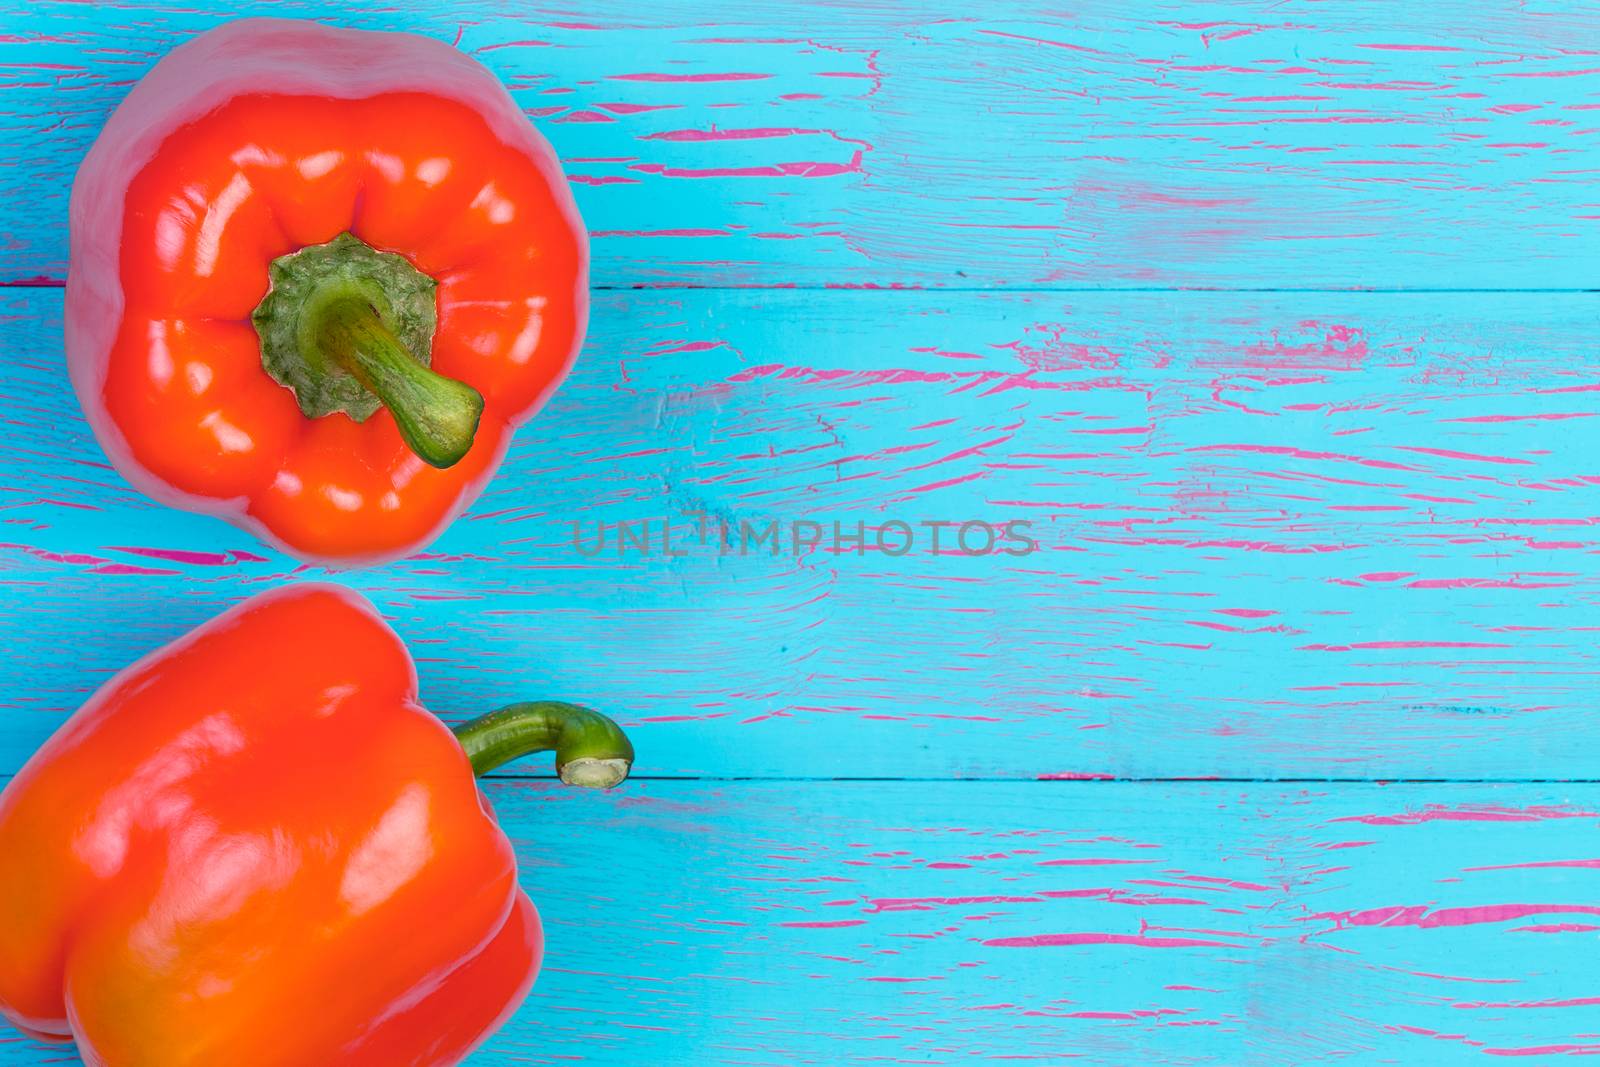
[1314,903,1600,931]
[985,933,1242,949]
[1333,806,1599,827]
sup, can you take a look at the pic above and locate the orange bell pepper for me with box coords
[0,583,633,1065]
[66,18,587,564]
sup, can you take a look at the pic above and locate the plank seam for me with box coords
[0,774,1573,784]
[480,775,1600,783]
[4,281,1597,294]
[4,773,1597,784]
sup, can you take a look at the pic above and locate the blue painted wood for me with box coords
[4,288,1600,780]
[6,781,1600,1064]
[1,1,1597,288]
[4,4,1600,1065]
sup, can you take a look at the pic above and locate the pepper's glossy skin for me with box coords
[0,584,540,1066]
[66,19,587,564]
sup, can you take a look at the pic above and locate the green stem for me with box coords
[314,298,484,469]
[452,702,635,788]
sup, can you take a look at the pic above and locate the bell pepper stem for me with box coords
[314,297,484,469]
[452,702,635,788]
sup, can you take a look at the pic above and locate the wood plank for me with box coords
[4,287,1600,780]
[2,1,1597,288]
[4,780,1600,1064]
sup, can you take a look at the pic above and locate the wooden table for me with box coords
[3,2,1598,1062]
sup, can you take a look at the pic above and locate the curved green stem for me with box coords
[452,702,635,788]
[314,298,484,469]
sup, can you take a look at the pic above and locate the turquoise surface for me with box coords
[2,2,1599,1063]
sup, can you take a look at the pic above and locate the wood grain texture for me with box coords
[4,286,1600,780]
[2,0,1598,288]
[6,780,1600,1065]
[4,5,1599,1065]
